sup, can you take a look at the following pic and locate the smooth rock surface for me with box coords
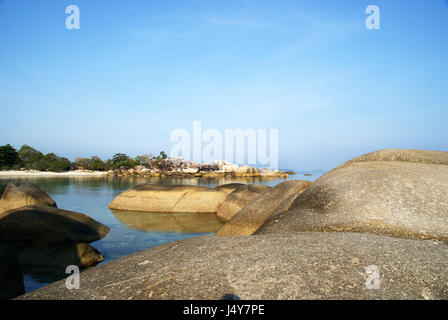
[216,180,311,236]
[338,148,448,168]
[216,184,271,221]
[0,182,56,213]
[17,232,448,300]
[108,183,244,213]
[257,149,448,240]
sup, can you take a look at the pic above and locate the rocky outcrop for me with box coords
[234,165,259,177]
[17,232,448,300]
[216,184,271,221]
[105,158,290,179]
[108,183,245,213]
[216,180,311,236]
[256,149,448,240]
[0,182,56,213]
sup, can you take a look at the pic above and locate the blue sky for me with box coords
[0,0,447,170]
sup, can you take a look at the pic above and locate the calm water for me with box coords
[0,173,322,293]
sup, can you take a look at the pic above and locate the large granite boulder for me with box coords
[216,180,311,236]
[234,165,259,177]
[17,232,448,300]
[216,184,271,221]
[0,243,25,300]
[338,148,448,167]
[256,149,448,240]
[108,183,244,213]
[0,182,56,213]
[0,205,109,243]
[0,205,110,267]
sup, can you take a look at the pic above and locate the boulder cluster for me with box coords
[108,183,275,220]
[0,182,109,299]
[106,159,289,179]
[16,149,448,300]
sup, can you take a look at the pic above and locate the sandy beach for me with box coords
[0,170,108,177]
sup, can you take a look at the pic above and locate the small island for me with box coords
[0,144,290,179]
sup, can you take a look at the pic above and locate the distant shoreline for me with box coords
[0,170,108,177]
[0,168,293,179]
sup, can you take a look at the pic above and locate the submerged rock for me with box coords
[17,232,448,300]
[257,149,448,241]
[216,180,311,236]
[0,182,56,213]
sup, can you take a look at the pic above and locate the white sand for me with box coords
[0,170,108,177]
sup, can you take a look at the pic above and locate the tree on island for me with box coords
[0,143,173,172]
[18,145,43,169]
[74,157,90,169]
[32,153,71,172]
[88,156,107,171]
[111,153,139,169]
[153,151,167,161]
[0,144,20,169]
[135,154,153,167]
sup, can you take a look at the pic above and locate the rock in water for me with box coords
[256,149,448,240]
[0,205,110,243]
[108,183,244,213]
[216,184,271,221]
[0,182,57,213]
[216,180,311,236]
[15,242,104,268]
[0,205,110,268]
[0,243,25,300]
[17,233,448,300]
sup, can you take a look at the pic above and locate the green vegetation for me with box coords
[18,145,43,168]
[111,153,139,169]
[0,144,20,169]
[0,144,170,172]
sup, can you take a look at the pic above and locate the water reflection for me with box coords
[110,209,224,234]
[102,174,289,188]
